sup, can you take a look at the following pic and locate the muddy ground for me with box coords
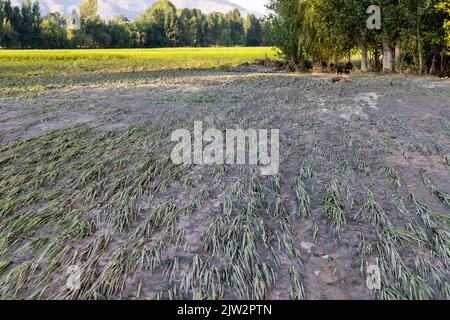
[0,70,449,300]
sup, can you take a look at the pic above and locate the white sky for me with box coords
[228,0,268,15]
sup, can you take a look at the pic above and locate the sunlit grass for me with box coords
[0,47,277,75]
[0,47,277,96]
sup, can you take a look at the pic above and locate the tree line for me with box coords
[0,0,273,49]
[268,0,450,75]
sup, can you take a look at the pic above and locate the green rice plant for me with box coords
[227,264,250,299]
[33,243,71,288]
[410,193,449,228]
[252,275,267,300]
[240,230,259,275]
[84,247,133,299]
[298,161,315,180]
[141,241,164,272]
[355,188,392,228]
[312,141,325,160]
[0,261,32,298]
[292,177,311,218]
[272,196,292,229]
[377,285,408,300]
[270,174,281,193]
[288,266,306,300]
[163,257,180,284]
[61,218,97,240]
[410,194,434,228]
[414,258,449,298]
[389,227,424,246]
[168,286,185,300]
[202,216,226,256]
[401,271,434,300]
[441,119,450,136]
[443,154,450,167]
[433,142,445,156]
[26,288,47,300]
[198,267,224,300]
[247,263,276,300]
[77,233,111,263]
[247,196,263,218]
[380,164,405,190]
[377,237,433,300]
[440,282,450,299]
[339,160,351,173]
[356,233,372,274]
[421,172,450,209]
[431,228,450,260]
[249,170,264,194]
[280,233,301,261]
[357,159,371,175]
[312,220,319,243]
[180,254,205,293]
[405,219,430,245]
[185,188,211,215]
[212,164,226,182]
[345,134,355,149]
[0,260,12,274]
[391,196,408,216]
[323,172,347,237]
[414,143,433,157]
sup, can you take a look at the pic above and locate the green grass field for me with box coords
[0,47,277,95]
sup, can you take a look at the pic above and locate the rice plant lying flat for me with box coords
[0,54,449,300]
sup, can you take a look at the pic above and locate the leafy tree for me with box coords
[260,17,274,46]
[206,12,225,46]
[438,0,450,47]
[178,8,194,45]
[138,0,181,46]
[107,17,131,48]
[30,1,41,47]
[267,0,321,66]
[40,12,67,48]
[0,0,264,50]
[78,0,111,47]
[80,0,98,23]
[245,14,262,46]
[0,1,4,44]
[269,0,448,73]
[226,9,245,45]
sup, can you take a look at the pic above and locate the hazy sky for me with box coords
[229,0,268,15]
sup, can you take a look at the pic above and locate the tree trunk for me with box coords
[418,44,423,74]
[417,5,423,74]
[395,41,401,70]
[374,48,381,71]
[382,42,394,73]
[361,45,368,71]
[430,48,438,75]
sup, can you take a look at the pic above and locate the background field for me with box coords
[0,48,449,300]
[0,47,277,95]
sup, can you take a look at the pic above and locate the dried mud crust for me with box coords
[0,71,449,300]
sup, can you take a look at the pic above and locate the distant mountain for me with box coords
[11,0,263,19]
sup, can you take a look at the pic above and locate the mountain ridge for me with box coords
[10,0,264,19]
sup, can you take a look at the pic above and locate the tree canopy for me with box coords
[0,0,271,49]
[268,0,450,75]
